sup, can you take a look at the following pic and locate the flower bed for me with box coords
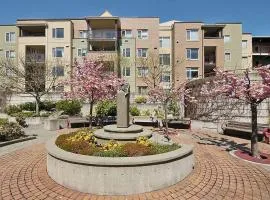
[55,128,180,157]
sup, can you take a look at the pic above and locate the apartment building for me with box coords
[1,10,266,107]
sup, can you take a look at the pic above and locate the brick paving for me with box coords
[0,129,270,200]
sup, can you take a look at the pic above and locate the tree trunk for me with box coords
[89,100,94,129]
[251,102,259,157]
[35,96,41,116]
[164,102,168,135]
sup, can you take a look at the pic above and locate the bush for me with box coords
[135,96,147,104]
[0,118,8,126]
[122,143,153,156]
[56,100,82,116]
[141,109,151,116]
[130,106,140,116]
[168,101,180,116]
[19,102,36,111]
[0,122,25,141]
[40,101,56,111]
[4,105,22,115]
[96,100,117,117]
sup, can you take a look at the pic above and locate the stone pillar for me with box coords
[117,90,130,128]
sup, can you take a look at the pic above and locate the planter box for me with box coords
[44,119,59,131]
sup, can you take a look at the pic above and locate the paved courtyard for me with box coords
[0,126,270,200]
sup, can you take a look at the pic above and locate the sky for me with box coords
[0,0,269,35]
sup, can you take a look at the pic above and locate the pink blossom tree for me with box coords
[148,82,194,136]
[63,59,125,127]
[201,65,270,157]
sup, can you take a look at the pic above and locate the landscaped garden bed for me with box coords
[55,128,180,157]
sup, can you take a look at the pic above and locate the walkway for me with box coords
[0,128,270,200]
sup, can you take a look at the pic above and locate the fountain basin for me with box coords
[46,137,194,195]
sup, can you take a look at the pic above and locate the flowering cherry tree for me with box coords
[148,82,194,136]
[201,65,270,157]
[63,59,125,127]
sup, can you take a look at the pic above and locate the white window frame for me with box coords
[5,50,16,58]
[186,29,199,41]
[159,54,170,65]
[5,32,16,43]
[77,48,87,57]
[52,47,64,57]
[186,67,199,80]
[137,48,148,58]
[186,48,199,60]
[52,66,64,77]
[121,30,132,38]
[161,72,171,83]
[225,52,231,61]
[242,40,248,49]
[79,30,88,38]
[137,67,149,77]
[52,28,64,39]
[122,48,131,57]
[122,66,131,77]
[224,35,230,43]
[137,29,148,39]
[159,37,171,48]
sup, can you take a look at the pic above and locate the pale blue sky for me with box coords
[0,0,269,35]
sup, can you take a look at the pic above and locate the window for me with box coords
[225,52,231,61]
[5,50,16,58]
[5,32,15,42]
[159,37,170,48]
[121,30,132,38]
[79,30,88,38]
[159,54,170,65]
[77,48,87,57]
[122,48,131,57]
[52,28,64,38]
[138,86,148,95]
[186,29,199,41]
[52,85,64,92]
[52,66,64,77]
[122,66,131,76]
[186,48,199,60]
[242,40,248,49]
[52,47,64,57]
[137,29,148,39]
[137,67,149,77]
[137,48,148,57]
[224,35,230,43]
[186,68,199,80]
[161,72,171,83]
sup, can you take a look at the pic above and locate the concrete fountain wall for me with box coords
[46,137,194,195]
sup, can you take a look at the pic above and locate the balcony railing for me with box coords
[253,46,270,54]
[26,54,45,63]
[89,29,117,40]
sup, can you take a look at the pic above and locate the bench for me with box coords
[222,121,268,141]
[133,119,159,127]
[162,118,191,129]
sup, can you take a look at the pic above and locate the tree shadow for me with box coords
[193,133,250,152]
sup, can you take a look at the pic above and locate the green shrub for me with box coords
[10,112,35,118]
[0,122,25,141]
[130,106,140,116]
[151,143,180,154]
[135,96,147,104]
[4,105,22,115]
[168,101,180,116]
[0,118,8,126]
[19,102,36,111]
[95,100,117,117]
[141,109,151,116]
[40,101,56,111]
[13,113,28,128]
[56,100,82,116]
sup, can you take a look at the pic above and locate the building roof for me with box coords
[160,20,181,26]
[253,36,270,38]
[216,22,242,24]
[243,32,252,35]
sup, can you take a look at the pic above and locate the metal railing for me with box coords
[89,29,117,39]
[253,46,270,54]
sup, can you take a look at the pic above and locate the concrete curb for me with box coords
[0,136,36,147]
[46,137,193,166]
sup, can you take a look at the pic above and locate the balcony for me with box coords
[26,46,45,63]
[205,55,216,66]
[89,29,117,40]
[253,45,270,55]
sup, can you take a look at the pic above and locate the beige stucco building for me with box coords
[1,10,267,107]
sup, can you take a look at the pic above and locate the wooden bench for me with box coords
[162,118,191,129]
[222,121,268,141]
